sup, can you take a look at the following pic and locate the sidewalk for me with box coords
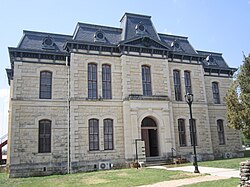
[139,166,239,187]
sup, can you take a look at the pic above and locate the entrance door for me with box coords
[141,117,159,157]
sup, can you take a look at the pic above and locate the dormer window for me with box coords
[135,22,146,34]
[171,40,180,49]
[94,30,105,42]
[42,36,55,50]
[206,55,217,66]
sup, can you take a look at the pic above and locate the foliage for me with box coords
[225,54,250,138]
[0,168,197,187]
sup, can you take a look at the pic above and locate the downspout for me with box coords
[66,56,71,174]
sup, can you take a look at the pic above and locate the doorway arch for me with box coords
[141,117,159,157]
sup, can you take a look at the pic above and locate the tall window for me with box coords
[102,64,112,99]
[88,63,98,99]
[89,119,99,151]
[212,82,220,104]
[217,120,225,145]
[184,71,192,94]
[189,119,197,146]
[173,70,182,101]
[104,119,114,150]
[178,119,186,147]
[39,71,52,99]
[142,65,152,96]
[39,119,51,153]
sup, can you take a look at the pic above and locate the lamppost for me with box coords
[185,93,200,173]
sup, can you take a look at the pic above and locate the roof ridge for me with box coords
[23,30,72,38]
[197,50,222,55]
[77,22,122,32]
[158,33,188,39]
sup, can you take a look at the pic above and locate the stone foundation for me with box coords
[240,161,250,187]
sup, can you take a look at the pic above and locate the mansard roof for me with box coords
[18,30,72,53]
[7,12,236,84]
[197,50,232,69]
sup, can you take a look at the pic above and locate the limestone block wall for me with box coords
[70,53,122,100]
[8,61,69,177]
[172,103,214,161]
[168,62,206,103]
[204,76,242,158]
[121,55,169,98]
[70,101,125,172]
[13,62,68,100]
[8,102,68,177]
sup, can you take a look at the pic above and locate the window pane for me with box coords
[88,64,97,99]
[102,65,112,99]
[217,120,225,145]
[104,119,113,150]
[39,120,51,153]
[40,71,52,99]
[173,70,182,101]
[189,119,197,146]
[142,66,152,96]
[184,71,192,94]
[178,119,186,147]
[89,119,99,151]
[212,82,220,104]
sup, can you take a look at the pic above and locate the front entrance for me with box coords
[141,117,159,157]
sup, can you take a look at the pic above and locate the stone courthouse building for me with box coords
[6,13,242,177]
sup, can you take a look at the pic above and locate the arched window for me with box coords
[39,119,51,153]
[184,71,192,94]
[104,119,113,150]
[178,119,186,147]
[212,82,220,104]
[88,63,98,99]
[173,70,182,101]
[89,119,99,151]
[189,119,197,146]
[39,71,52,99]
[102,64,112,99]
[217,120,225,145]
[142,65,152,96]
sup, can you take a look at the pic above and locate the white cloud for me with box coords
[0,88,9,137]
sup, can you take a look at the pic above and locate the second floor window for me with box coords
[39,119,51,153]
[189,119,197,146]
[178,119,186,147]
[102,64,112,99]
[89,119,99,151]
[212,82,220,104]
[184,71,192,94]
[173,70,182,101]
[88,63,98,99]
[142,65,152,96]
[40,71,52,99]
[217,120,225,145]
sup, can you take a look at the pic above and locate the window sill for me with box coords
[35,152,52,156]
[88,149,115,153]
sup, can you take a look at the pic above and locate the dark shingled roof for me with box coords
[18,30,72,53]
[73,23,122,45]
[120,13,160,41]
[159,33,198,55]
[197,50,230,69]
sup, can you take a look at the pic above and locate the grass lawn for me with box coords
[179,156,250,169]
[0,168,198,187]
[183,177,239,187]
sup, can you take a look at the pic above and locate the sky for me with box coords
[0,0,250,137]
